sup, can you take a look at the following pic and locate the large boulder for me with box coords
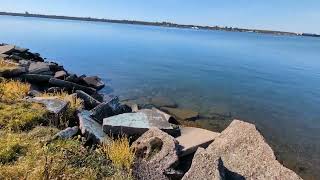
[78,110,109,144]
[183,120,302,180]
[28,62,52,75]
[49,78,96,94]
[0,44,15,54]
[54,70,67,79]
[26,96,69,126]
[161,107,199,121]
[21,74,52,83]
[176,127,220,157]
[27,96,69,115]
[81,76,105,90]
[0,66,26,78]
[89,96,120,123]
[76,90,101,110]
[103,108,180,137]
[182,148,225,180]
[132,128,179,180]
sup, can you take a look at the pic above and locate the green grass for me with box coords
[0,102,48,131]
[0,127,133,179]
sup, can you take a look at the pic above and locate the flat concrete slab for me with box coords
[176,127,219,157]
[103,108,180,136]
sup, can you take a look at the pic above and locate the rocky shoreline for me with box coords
[0,43,303,179]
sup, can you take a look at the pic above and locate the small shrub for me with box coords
[102,136,135,172]
[0,102,47,131]
[0,79,30,103]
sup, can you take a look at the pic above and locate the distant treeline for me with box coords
[1,11,319,37]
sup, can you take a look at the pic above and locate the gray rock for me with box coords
[89,96,119,123]
[0,44,15,54]
[18,60,31,67]
[54,70,67,79]
[46,87,64,93]
[76,90,101,110]
[150,96,177,108]
[27,96,69,126]
[78,110,109,144]
[187,120,303,180]
[132,128,179,180]
[176,127,220,157]
[65,74,79,83]
[81,76,105,90]
[161,107,199,121]
[121,101,139,112]
[52,126,79,140]
[27,90,41,97]
[28,62,52,75]
[21,73,52,83]
[0,66,26,78]
[182,148,225,180]
[27,96,69,114]
[0,53,9,58]
[49,78,96,94]
[103,108,180,137]
[13,46,29,53]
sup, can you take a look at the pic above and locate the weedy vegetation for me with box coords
[0,79,30,103]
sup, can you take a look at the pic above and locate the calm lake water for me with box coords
[1,15,319,179]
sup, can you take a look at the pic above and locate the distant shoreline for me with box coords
[1,11,319,38]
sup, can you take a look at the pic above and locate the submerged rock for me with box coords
[150,96,177,108]
[161,107,199,121]
[176,127,220,157]
[103,108,180,137]
[78,110,109,144]
[132,128,179,180]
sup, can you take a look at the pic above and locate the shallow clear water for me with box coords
[1,15,320,179]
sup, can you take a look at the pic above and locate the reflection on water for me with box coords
[0,15,319,179]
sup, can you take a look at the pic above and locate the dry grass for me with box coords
[41,91,83,127]
[101,136,135,172]
[0,79,30,103]
[0,102,47,131]
[0,59,17,72]
[0,127,118,179]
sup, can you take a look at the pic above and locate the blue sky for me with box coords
[1,0,319,33]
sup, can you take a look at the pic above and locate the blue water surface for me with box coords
[0,15,319,179]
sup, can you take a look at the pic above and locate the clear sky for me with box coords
[1,0,319,34]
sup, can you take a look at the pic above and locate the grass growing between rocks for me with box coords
[0,59,17,72]
[41,91,84,127]
[0,127,134,179]
[0,79,30,103]
[102,136,135,173]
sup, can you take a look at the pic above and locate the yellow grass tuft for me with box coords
[0,79,30,103]
[0,59,17,72]
[102,136,135,172]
